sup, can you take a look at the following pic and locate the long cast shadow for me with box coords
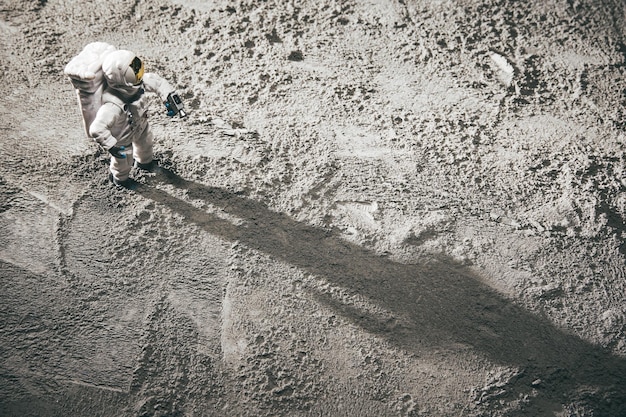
[137,170,626,416]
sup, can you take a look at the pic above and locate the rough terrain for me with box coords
[1,0,626,416]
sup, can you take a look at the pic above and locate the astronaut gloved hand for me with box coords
[108,145,127,159]
[164,92,187,118]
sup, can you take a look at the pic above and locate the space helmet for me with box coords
[102,50,144,92]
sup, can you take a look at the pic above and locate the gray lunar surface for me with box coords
[1,0,626,416]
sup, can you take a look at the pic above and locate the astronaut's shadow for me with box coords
[137,170,626,416]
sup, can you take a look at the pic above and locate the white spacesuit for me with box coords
[88,50,176,186]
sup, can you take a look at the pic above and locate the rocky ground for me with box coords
[1,0,626,416]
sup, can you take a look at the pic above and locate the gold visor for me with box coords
[130,56,144,85]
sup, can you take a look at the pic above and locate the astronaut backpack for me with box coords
[64,42,117,137]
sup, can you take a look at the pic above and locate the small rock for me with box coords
[528,219,545,232]
[288,50,304,61]
[490,210,503,221]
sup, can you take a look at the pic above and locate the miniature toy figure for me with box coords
[65,42,186,188]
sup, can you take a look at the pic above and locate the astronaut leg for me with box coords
[133,125,154,167]
[109,147,134,183]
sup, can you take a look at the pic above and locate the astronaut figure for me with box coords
[89,49,182,187]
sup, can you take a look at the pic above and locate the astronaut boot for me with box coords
[134,159,158,172]
[109,173,137,189]
[135,159,163,174]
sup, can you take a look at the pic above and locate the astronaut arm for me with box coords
[143,72,186,117]
[142,72,175,101]
[89,103,123,149]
